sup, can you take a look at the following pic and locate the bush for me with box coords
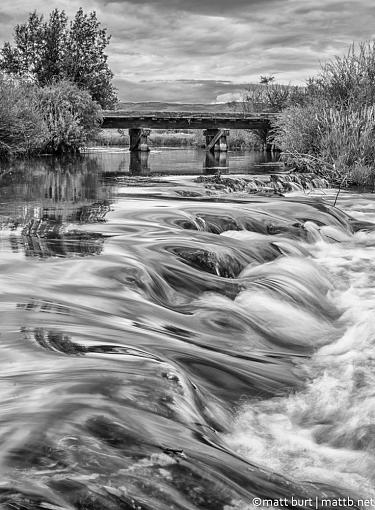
[37,80,102,154]
[274,101,375,181]
[273,41,375,184]
[0,75,47,158]
[0,76,102,159]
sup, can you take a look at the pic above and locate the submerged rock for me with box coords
[195,172,329,195]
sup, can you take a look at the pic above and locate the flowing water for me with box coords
[0,150,375,509]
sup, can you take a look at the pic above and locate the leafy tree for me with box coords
[63,8,116,109]
[0,8,117,108]
[1,12,44,77]
[37,9,68,85]
[260,75,275,85]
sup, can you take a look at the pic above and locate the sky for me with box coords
[0,0,375,103]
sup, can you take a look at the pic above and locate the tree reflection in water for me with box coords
[0,155,112,258]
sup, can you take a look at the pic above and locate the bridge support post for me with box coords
[203,129,229,152]
[129,128,151,152]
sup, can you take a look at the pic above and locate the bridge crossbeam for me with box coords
[101,111,273,131]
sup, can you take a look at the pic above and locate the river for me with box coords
[0,148,374,509]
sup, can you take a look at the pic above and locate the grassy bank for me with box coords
[91,128,263,150]
[273,42,375,187]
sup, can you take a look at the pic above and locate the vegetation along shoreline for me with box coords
[1,8,375,189]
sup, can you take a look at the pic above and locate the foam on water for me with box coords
[2,159,375,508]
[225,198,375,499]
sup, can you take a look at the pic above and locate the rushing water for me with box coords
[0,150,375,509]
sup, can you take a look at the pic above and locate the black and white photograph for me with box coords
[0,0,375,508]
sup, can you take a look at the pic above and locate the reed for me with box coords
[273,42,375,185]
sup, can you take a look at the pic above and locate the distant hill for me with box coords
[115,101,237,113]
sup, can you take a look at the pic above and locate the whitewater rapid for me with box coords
[0,161,375,509]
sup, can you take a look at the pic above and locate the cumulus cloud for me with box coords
[0,0,374,102]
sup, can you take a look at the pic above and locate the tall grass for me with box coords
[274,42,375,185]
[275,102,375,182]
[313,42,375,106]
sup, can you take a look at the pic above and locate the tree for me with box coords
[0,8,117,108]
[63,8,116,109]
[1,12,45,77]
[260,75,275,85]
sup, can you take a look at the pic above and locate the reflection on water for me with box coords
[0,156,112,258]
[0,149,280,259]
[130,151,151,175]
[85,146,280,176]
[1,150,374,509]
[204,151,229,172]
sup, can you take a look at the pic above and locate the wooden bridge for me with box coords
[101,111,274,152]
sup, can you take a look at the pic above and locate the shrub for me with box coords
[0,75,47,158]
[36,80,102,154]
[273,41,375,184]
[0,76,102,158]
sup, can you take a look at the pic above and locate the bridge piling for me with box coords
[129,128,151,152]
[203,129,229,152]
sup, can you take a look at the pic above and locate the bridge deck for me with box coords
[101,111,274,130]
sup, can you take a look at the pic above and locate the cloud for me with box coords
[100,0,279,17]
[113,78,249,103]
[0,0,374,102]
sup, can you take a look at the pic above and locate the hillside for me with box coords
[115,101,238,113]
